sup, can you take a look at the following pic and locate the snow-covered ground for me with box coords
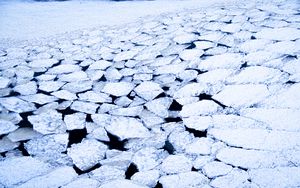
[0,0,241,47]
[0,0,300,187]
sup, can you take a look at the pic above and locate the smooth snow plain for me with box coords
[0,0,240,47]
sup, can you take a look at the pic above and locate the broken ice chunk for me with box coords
[180,100,221,117]
[212,84,270,108]
[28,58,58,68]
[106,117,150,141]
[202,161,233,178]
[0,97,36,113]
[134,81,163,101]
[67,139,107,171]
[102,82,135,97]
[7,128,42,142]
[0,119,18,136]
[28,110,66,135]
[0,157,52,187]
[0,77,10,89]
[64,113,86,130]
[17,166,77,188]
[161,154,192,174]
[159,172,209,188]
[0,136,20,153]
[70,101,99,114]
[51,90,77,100]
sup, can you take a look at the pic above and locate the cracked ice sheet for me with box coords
[209,128,300,151]
[212,84,270,109]
[0,0,299,187]
[249,167,300,188]
[216,147,293,169]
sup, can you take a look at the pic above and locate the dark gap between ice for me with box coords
[36,89,51,95]
[168,100,182,111]
[141,31,150,35]
[286,80,297,84]
[191,167,198,171]
[240,62,248,69]
[81,66,89,72]
[0,52,7,57]
[56,99,66,104]
[217,43,231,48]
[47,59,62,69]
[224,20,232,24]
[125,163,139,179]
[102,132,127,151]
[110,95,119,104]
[0,134,5,140]
[162,140,175,154]
[74,89,92,95]
[7,90,20,97]
[198,94,227,108]
[73,163,101,175]
[75,60,83,64]
[175,77,183,82]
[185,127,207,138]
[57,107,77,116]
[154,182,163,188]
[127,93,135,100]
[186,68,208,74]
[99,75,107,82]
[132,43,144,47]
[190,78,198,83]
[33,71,46,78]
[164,117,182,123]
[35,103,44,109]
[153,92,168,99]
[200,54,213,60]
[18,142,30,156]
[238,166,248,171]
[283,54,297,61]
[67,128,87,147]
[86,114,93,122]
[192,32,201,36]
[19,112,34,128]
[185,42,196,49]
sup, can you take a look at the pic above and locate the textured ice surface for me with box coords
[0,119,18,136]
[106,117,151,141]
[68,139,107,171]
[0,157,52,187]
[17,166,77,188]
[0,0,299,187]
[134,81,163,101]
[212,84,270,108]
[161,154,192,174]
[102,82,135,96]
[180,100,221,117]
[28,110,66,135]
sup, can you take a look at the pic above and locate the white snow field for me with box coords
[0,0,300,187]
[0,0,241,47]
